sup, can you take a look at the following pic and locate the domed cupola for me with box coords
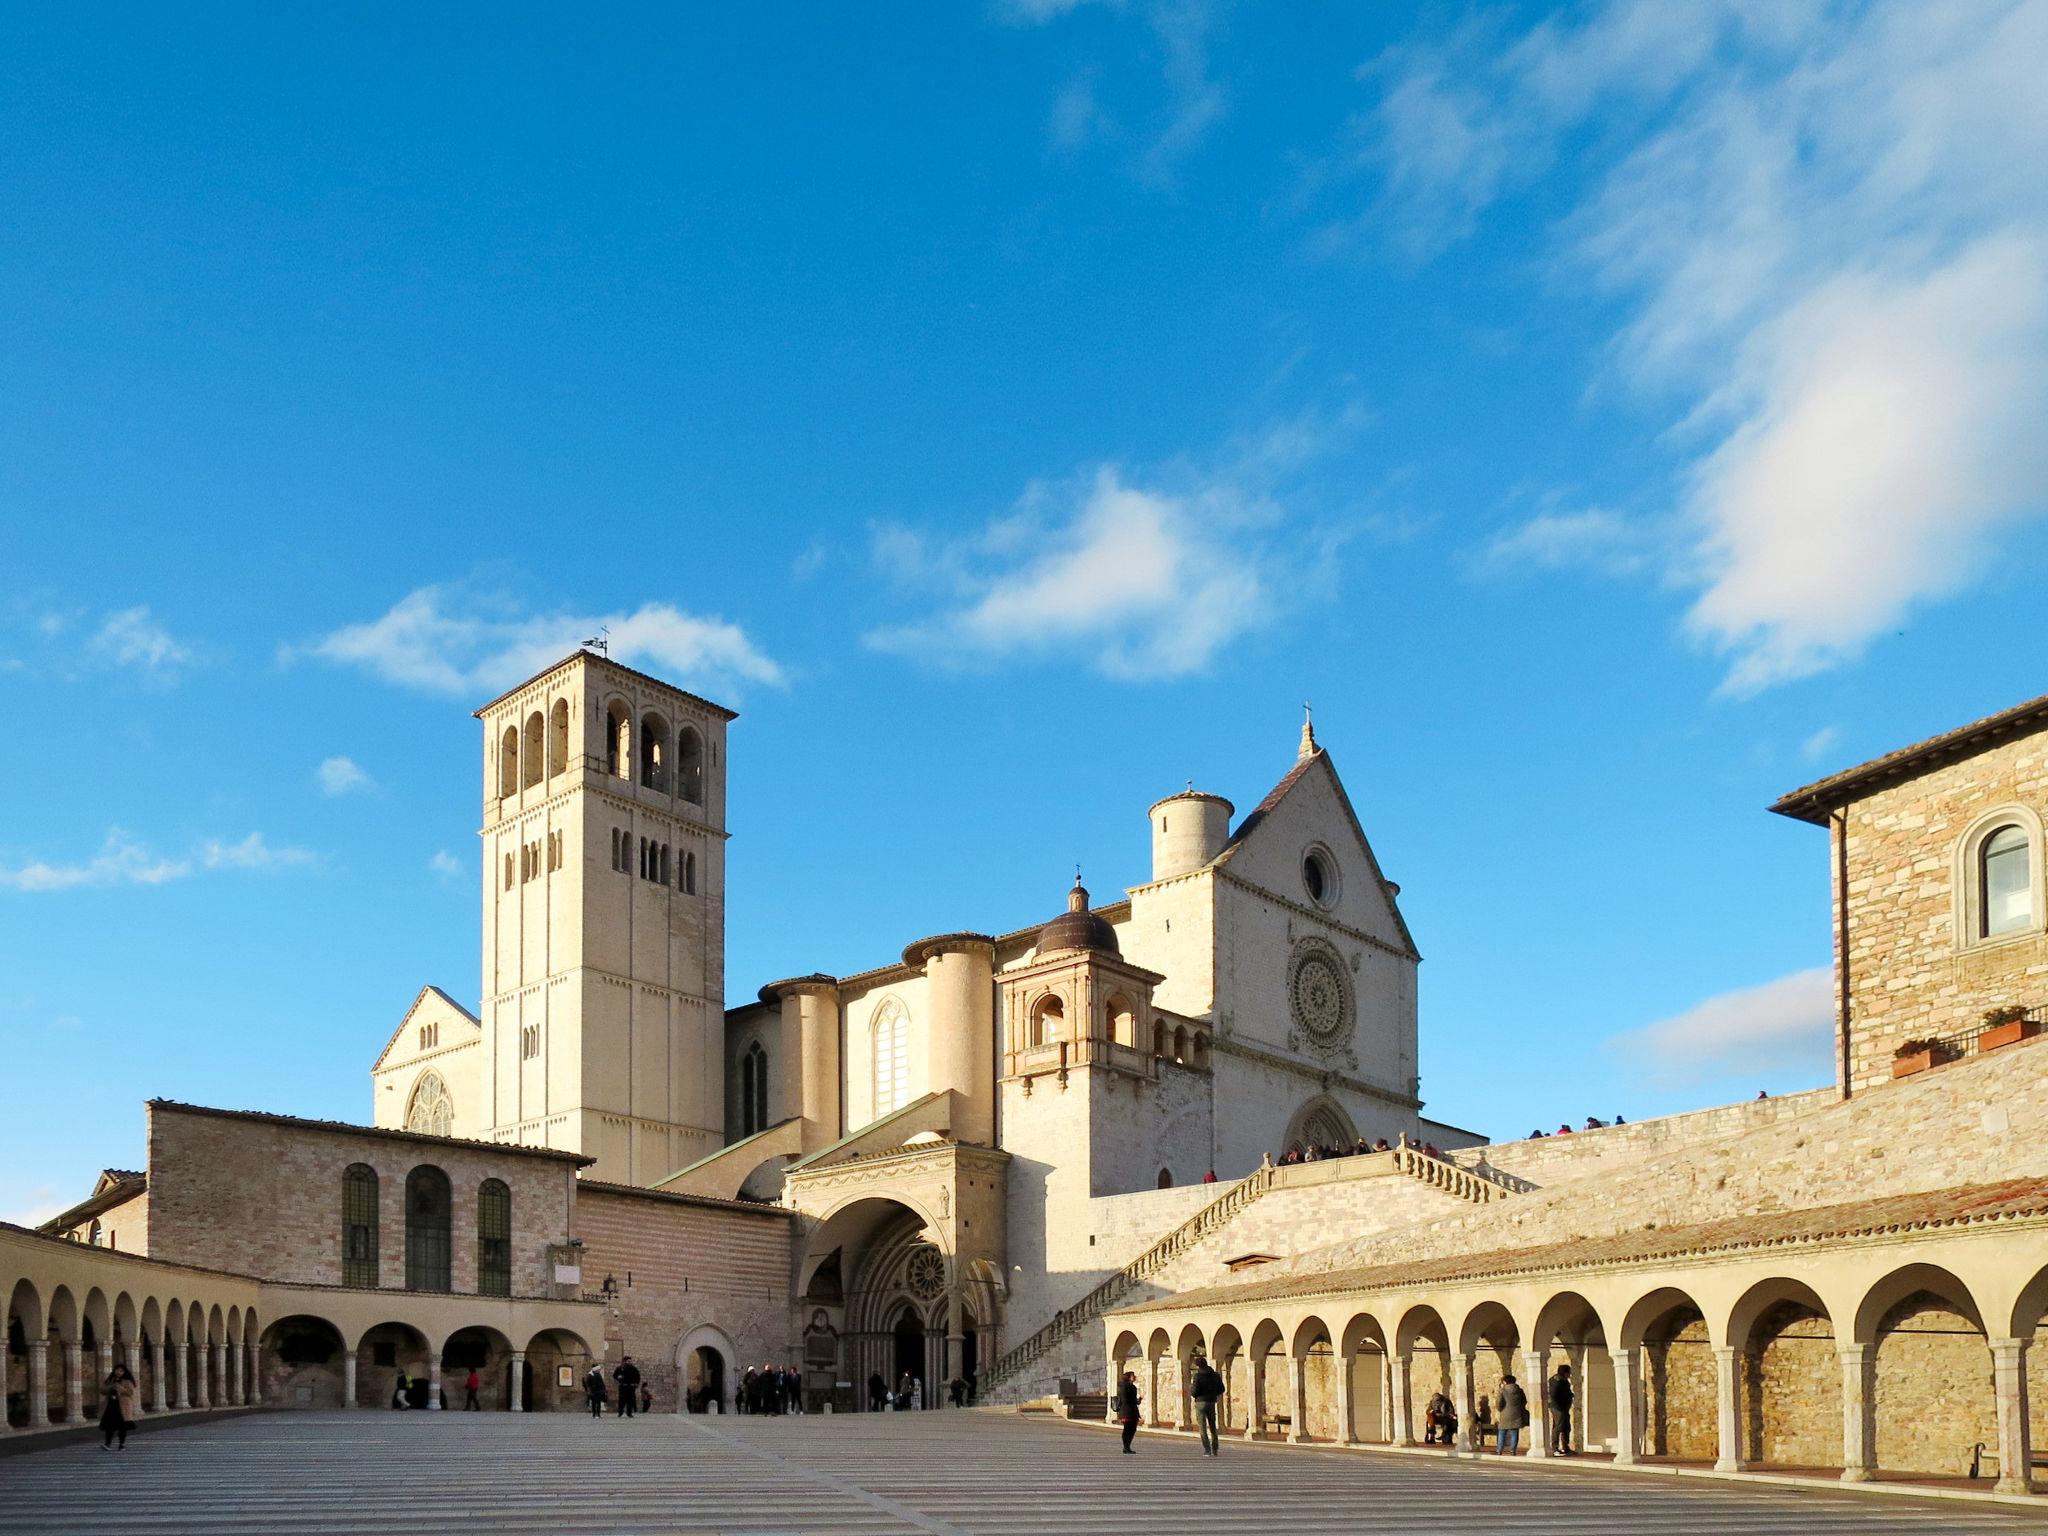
[1037,874,1120,958]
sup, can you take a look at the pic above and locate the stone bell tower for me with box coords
[474,650,734,1185]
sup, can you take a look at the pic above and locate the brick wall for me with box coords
[1835,729,2048,1092]
[145,1103,578,1294]
[569,1183,793,1410]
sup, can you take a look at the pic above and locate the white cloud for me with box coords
[1049,70,1110,152]
[1477,507,1657,578]
[90,606,190,676]
[1006,0,1225,176]
[288,588,784,699]
[1800,725,1841,762]
[316,756,374,797]
[1362,0,2048,693]
[0,829,310,891]
[866,464,1278,680]
[1612,966,1834,1084]
[429,850,463,880]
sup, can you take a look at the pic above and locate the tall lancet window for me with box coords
[871,999,910,1118]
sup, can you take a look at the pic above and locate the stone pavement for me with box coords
[3,1410,2046,1535]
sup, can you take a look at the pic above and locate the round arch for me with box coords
[678,1322,739,1414]
[1855,1262,1994,1478]
[259,1314,350,1409]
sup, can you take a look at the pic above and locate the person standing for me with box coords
[464,1367,481,1411]
[1189,1355,1225,1457]
[1494,1373,1527,1455]
[1116,1371,1142,1454]
[1547,1363,1575,1455]
[391,1371,411,1410]
[99,1362,138,1450]
[614,1356,641,1418]
[584,1362,608,1419]
[867,1373,887,1411]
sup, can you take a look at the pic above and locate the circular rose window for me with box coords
[1290,951,1352,1045]
[906,1245,946,1301]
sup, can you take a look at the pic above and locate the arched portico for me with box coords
[1339,1311,1389,1444]
[678,1323,738,1414]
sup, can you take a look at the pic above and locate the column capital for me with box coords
[1989,1336,2030,1358]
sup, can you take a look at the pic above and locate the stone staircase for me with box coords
[1392,1140,1519,1203]
[979,1165,1278,1402]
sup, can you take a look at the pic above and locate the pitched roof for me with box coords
[148,1100,594,1166]
[1770,690,2048,825]
[37,1173,148,1236]
[369,985,481,1073]
[471,649,738,722]
[1113,1176,2048,1315]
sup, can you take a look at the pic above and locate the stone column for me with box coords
[944,1320,964,1408]
[125,1341,142,1411]
[230,1342,245,1405]
[149,1340,167,1413]
[1713,1345,1747,1473]
[27,1341,49,1427]
[1522,1349,1550,1459]
[427,1352,444,1410]
[342,1349,358,1409]
[1105,1355,1120,1423]
[1610,1347,1640,1465]
[1991,1337,2033,1495]
[509,1351,525,1413]
[1837,1343,1875,1482]
[63,1342,84,1423]
[1389,1352,1414,1447]
[97,1341,114,1405]
[174,1342,191,1409]
[1286,1355,1307,1443]
[1249,1354,1268,1438]
[1335,1353,1358,1445]
[195,1343,210,1408]
[1450,1352,1475,1452]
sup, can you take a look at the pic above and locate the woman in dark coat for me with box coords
[100,1363,138,1449]
[585,1363,608,1418]
[1116,1371,1142,1454]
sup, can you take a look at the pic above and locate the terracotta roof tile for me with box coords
[1770,691,2048,824]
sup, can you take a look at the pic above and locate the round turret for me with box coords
[1148,790,1234,882]
[1037,877,1120,957]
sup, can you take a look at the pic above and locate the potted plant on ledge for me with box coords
[1979,1005,2040,1053]
[1892,1038,1957,1078]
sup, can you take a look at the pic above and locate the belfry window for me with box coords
[548,697,569,777]
[404,1165,452,1293]
[1984,825,2033,937]
[476,1178,511,1298]
[640,713,670,792]
[342,1164,378,1288]
[522,711,544,789]
[498,726,519,800]
[678,727,705,804]
[605,702,631,779]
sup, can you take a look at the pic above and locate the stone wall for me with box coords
[569,1183,793,1411]
[1834,725,2048,1093]
[1465,1089,1835,1188]
[145,1103,580,1294]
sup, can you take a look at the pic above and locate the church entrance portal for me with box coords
[892,1308,925,1406]
[687,1345,725,1413]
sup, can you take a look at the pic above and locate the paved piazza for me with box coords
[4,1412,2046,1535]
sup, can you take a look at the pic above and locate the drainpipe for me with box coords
[1834,806,1853,1100]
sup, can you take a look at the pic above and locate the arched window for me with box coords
[476,1179,511,1297]
[742,1041,769,1136]
[548,698,569,777]
[605,702,631,779]
[404,1070,454,1139]
[678,727,705,804]
[342,1164,379,1288]
[522,711,544,789]
[1106,995,1136,1048]
[640,713,670,791]
[1984,824,2033,937]
[1029,994,1064,1049]
[498,726,519,799]
[683,850,697,895]
[872,1000,910,1118]
[660,844,672,887]
[1157,1168,1173,1189]
[403,1165,452,1293]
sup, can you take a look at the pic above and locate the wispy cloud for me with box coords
[1476,506,1659,579]
[1611,966,1834,1085]
[89,607,191,678]
[1800,725,1841,762]
[429,850,463,880]
[316,756,374,797]
[1,829,311,892]
[1356,1,2048,694]
[286,588,784,699]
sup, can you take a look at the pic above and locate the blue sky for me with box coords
[5,1,2047,1220]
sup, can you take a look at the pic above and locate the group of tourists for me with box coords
[738,1364,803,1414]
[1114,1359,1580,1459]
[1277,1135,1399,1166]
[1525,1116,1624,1138]
[583,1356,650,1417]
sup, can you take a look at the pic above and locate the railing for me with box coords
[979,1165,1277,1394]
[1392,1138,1518,1203]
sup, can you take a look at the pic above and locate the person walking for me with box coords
[464,1367,481,1411]
[614,1356,642,1418]
[1189,1355,1225,1457]
[868,1373,887,1412]
[391,1370,411,1410]
[1494,1373,1528,1455]
[585,1362,608,1418]
[1116,1371,1142,1454]
[1547,1363,1575,1455]
[99,1362,138,1450]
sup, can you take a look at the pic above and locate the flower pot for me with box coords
[1981,1018,2042,1052]
[1892,1049,1939,1078]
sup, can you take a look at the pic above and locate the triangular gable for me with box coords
[1214,749,1420,959]
[369,984,481,1073]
